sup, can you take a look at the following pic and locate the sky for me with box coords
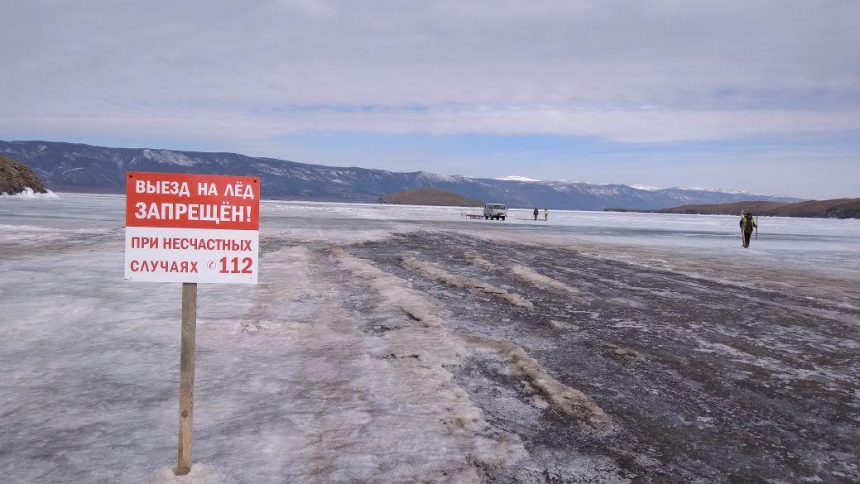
[2,0,859,199]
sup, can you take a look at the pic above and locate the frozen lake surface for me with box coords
[5,193,860,276]
[1,193,859,482]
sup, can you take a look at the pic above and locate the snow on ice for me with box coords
[0,187,58,199]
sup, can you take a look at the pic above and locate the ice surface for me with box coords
[2,193,859,482]
[401,256,534,310]
[508,264,581,296]
[0,196,530,482]
[464,336,609,425]
[151,464,234,483]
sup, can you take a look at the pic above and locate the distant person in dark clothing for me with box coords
[740,212,757,248]
[533,208,539,221]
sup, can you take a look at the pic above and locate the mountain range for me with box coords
[0,140,802,210]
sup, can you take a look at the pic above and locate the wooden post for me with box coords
[176,282,197,475]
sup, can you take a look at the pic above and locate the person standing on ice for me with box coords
[533,207,539,221]
[544,208,549,221]
[740,212,757,248]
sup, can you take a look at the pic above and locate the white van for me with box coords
[483,203,507,220]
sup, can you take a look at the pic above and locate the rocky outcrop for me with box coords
[0,155,47,194]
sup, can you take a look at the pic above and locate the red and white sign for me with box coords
[125,172,260,284]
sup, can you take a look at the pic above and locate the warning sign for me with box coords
[124,172,260,284]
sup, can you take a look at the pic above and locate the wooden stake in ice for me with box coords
[176,282,197,475]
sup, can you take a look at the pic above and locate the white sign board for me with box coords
[124,172,260,284]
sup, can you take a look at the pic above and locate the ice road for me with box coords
[1,194,859,483]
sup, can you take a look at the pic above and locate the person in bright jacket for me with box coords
[544,208,549,221]
[739,212,757,248]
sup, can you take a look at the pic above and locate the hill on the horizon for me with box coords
[378,188,482,207]
[657,201,787,215]
[0,139,803,210]
[658,199,860,219]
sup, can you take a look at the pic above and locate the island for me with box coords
[378,187,482,207]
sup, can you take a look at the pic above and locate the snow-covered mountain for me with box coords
[0,140,802,210]
[494,175,542,182]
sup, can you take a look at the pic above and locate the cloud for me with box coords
[2,0,859,144]
[4,106,859,145]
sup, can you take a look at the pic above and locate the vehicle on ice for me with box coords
[483,203,507,220]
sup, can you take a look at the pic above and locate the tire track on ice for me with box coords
[330,246,529,481]
[349,231,860,482]
[188,243,520,482]
[341,244,627,482]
